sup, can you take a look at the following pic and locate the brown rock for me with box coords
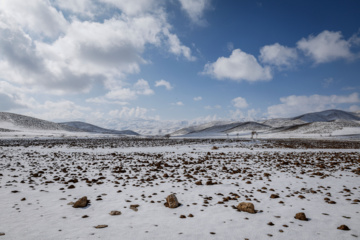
[237,202,256,214]
[94,225,108,229]
[0,233,5,236]
[109,210,121,216]
[270,194,279,199]
[166,194,179,208]
[294,212,308,221]
[73,196,89,208]
[337,225,350,231]
[130,204,139,212]
[195,180,202,185]
[180,215,186,218]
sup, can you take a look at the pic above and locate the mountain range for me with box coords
[170,109,360,137]
[0,109,359,138]
[0,112,138,136]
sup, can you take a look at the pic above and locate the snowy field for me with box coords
[0,138,359,240]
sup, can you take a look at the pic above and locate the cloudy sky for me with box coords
[1,0,360,130]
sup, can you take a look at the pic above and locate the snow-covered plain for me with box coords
[0,138,359,240]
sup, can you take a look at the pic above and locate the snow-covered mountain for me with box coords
[0,112,80,132]
[292,109,360,123]
[60,121,139,135]
[0,112,138,136]
[354,111,360,118]
[171,121,233,136]
[224,122,272,133]
[170,109,360,137]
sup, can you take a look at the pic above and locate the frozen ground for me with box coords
[0,138,359,240]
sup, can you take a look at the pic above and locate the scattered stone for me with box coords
[82,215,89,218]
[294,212,308,221]
[94,225,108,229]
[337,225,350,231]
[268,222,274,226]
[73,196,89,208]
[237,202,256,214]
[130,204,139,212]
[21,198,26,201]
[0,233,5,236]
[188,214,194,217]
[270,194,279,199]
[195,180,202,185]
[210,232,216,235]
[109,211,121,216]
[180,215,186,218]
[165,194,179,208]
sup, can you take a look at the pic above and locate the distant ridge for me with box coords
[170,109,360,137]
[0,112,138,136]
[292,109,360,123]
[0,112,81,132]
[60,121,139,135]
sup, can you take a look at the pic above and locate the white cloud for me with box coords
[109,107,149,119]
[203,49,272,82]
[267,93,360,118]
[297,30,353,64]
[232,97,249,108]
[134,79,154,96]
[164,29,196,61]
[259,43,297,67]
[172,101,184,106]
[105,88,137,101]
[178,0,211,25]
[0,0,68,39]
[54,0,96,18]
[0,0,195,95]
[229,108,258,121]
[193,96,202,101]
[24,100,91,121]
[155,80,173,90]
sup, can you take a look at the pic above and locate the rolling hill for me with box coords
[59,121,139,135]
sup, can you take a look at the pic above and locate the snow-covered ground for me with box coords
[0,138,359,240]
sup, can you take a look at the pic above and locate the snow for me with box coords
[0,138,359,240]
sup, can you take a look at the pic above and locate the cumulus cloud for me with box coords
[0,0,68,39]
[259,43,297,68]
[193,96,202,101]
[229,108,258,121]
[24,100,91,121]
[0,81,34,111]
[109,107,149,119]
[178,0,211,25]
[203,49,272,82]
[53,0,96,18]
[0,0,195,95]
[297,30,354,64]
[134,79,154,96]
[267,93,360,118]
[155,80,173,90]
[232,97,249,108]
[105,79,154,101]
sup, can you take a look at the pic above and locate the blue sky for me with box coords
[0,0,360,131]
